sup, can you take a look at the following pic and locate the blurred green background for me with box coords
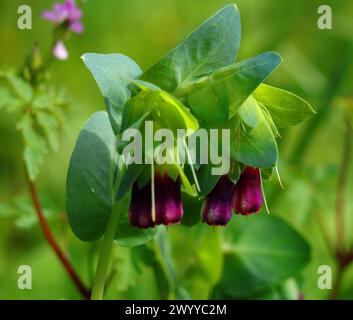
[0,0,353,299]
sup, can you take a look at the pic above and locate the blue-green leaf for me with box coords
[66,112,117,241]
[219,214,311,298]
[142,4,241,92]
[188,52,282,123]
[82,53,142,133]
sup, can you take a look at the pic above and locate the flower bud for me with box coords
[155,173,183,225]
[202,175,234,226]
[53,40,69,60]
[232,166,262,215]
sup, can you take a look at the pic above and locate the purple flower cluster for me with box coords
[42,0,84,60]
[202,166,263,226]
[129,166,263,229]
[42,0,83,33]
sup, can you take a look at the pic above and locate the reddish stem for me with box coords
[26,172,90,299]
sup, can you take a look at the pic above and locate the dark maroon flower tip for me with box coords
[129,182,155,229]
[155,173,183,226]
[232,166,263,215]
[202,175,235,226]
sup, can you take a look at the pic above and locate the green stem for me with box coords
[290,44,353,164]
[90,204,122,300]
[335,120,351,251]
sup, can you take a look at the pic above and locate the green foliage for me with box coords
[17,113,48,181]
[122,85,199,136]
[238,96,259,128]
[115,194,158,247]
[66,112,157,245]
[2,0,352,301]
[1,71,69,180]
[217,214,310,298]
[188,52,282,123]
[3,71,33,103]
[0,194,58,229]
[68,2,315,300]
[82,53,142,133]
[0,87,22,112]
[254,84,315,127]
[170,224,223,299]
[66,111,116,241]
[236,100,278,168]
[142,4,241,92]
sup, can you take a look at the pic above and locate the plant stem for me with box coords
[315,211,334,257]
[290,44,353,164]
[328,119,352,299]
[25,169,90,299]
[90,204,122,300]
[329,264,344,300]
[336,120,351,250]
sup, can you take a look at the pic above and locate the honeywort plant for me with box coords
[0,0,90,299]
[66,4,315,299]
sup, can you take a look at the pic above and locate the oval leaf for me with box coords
[142,4,241,92]
[253,84,315,127]
[236,101,278,168]
[66,112,116,241]
[82,53,142,133]
[188,52,282,123]
[220,214,311,298]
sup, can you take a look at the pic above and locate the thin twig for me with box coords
[25,170,90,299]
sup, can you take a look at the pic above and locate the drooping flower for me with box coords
[155,173,183,225]
[42,0,84,34]
[53,40,69,60]
[129,172,183,228]
[232,166,263,215]
[129,182,154,229]
[202,175,235,226]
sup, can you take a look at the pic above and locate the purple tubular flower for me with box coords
[128,173,183,228]
[129,182,155,229]
[42,0,84,34]
[202,175,235,226]
[155,173,183,226]
[232,166,263,215]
